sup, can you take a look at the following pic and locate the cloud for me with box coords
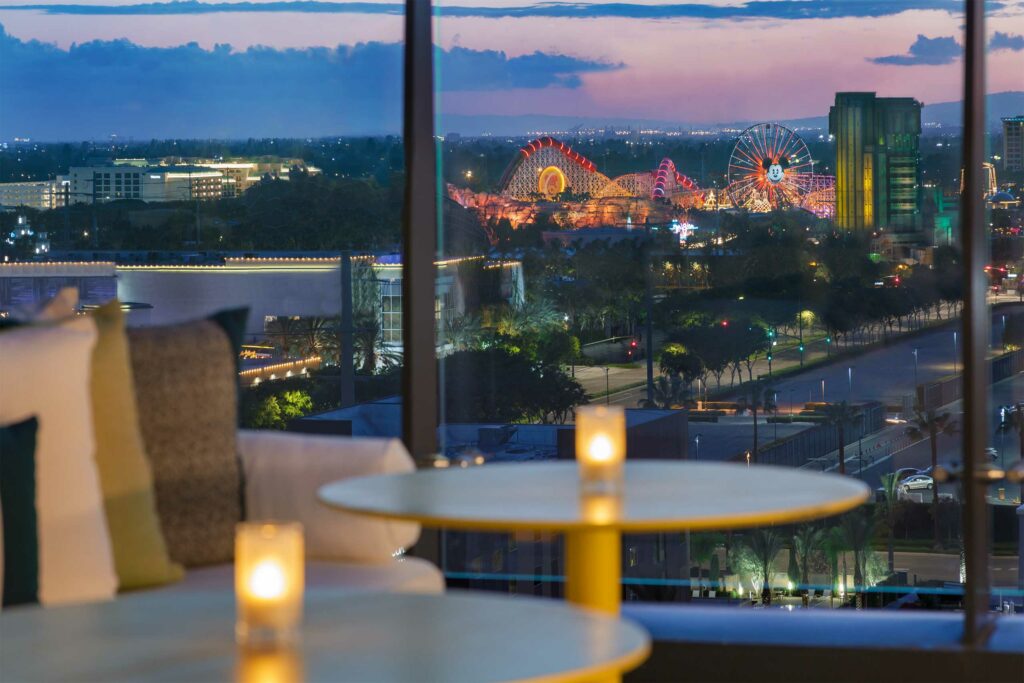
[870,34,962,65]
[2,1,981,21]
[990,31,1024,51]
[0,25,620,139]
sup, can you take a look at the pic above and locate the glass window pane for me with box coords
[0,4,405,424]
[427,0,1017,615]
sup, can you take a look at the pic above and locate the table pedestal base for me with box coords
[565,528,621,614]
[565,528,623,683]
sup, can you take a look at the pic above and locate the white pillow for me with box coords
[0,316,117,605]
[238,430,421,563]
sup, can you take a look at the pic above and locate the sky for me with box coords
[0,0,1022,140]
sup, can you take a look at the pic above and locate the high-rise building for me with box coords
[1003,116,1024,172]
[829,92,922,233]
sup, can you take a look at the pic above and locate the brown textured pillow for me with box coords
[127,313,246,567]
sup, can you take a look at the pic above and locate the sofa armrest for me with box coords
[238,430,420,563]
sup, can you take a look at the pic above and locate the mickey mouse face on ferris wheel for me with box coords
[762,156,790,184]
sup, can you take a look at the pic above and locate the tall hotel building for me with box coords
[829,93,922,233]
[1003,116,1023,172]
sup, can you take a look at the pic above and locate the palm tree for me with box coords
[638,375,685,409]
[821,401,861,475]
[737,379,775,462]
[906,404,958,548]
[821,526,847,606]
[793,525,824,598]
[298,316,340,363]
[688,533,724,595]
[265,315,303,359]
[744,528,783,605]
[352,310,401,374]
[879,472,900,574]
[997,402,1024,464]
[444,314,482,352]
[840,509,875,609]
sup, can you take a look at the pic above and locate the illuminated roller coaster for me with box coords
[497,136,703,203]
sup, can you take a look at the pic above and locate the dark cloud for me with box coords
[990,31,1024,51]
[2,1,981,21]
[0,25,619,139]
[870,34,962,65]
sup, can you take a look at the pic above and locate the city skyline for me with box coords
[0,0,1023,139]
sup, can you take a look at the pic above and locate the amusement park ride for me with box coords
[447,123,836,235]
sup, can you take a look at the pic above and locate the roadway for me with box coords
[584,303,1021,412]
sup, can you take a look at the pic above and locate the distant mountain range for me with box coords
[441,91,1024,137]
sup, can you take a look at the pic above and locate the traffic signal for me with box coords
[798,344,805,353]
[826,336,832,344]
[767,352,773,362]
[630,339,638,348]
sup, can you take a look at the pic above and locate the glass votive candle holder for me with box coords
[235,522,304,649]
[575,404,626,495]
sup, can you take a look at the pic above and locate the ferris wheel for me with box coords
[727,122,813,212]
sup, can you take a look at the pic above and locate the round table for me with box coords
[320,461,870,614]
[0,590,650,683]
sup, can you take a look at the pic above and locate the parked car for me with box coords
[894,467,921,484]
[898,474,934,493]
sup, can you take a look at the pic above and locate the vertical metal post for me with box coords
[339,251,355,408]
[402,0,438,461]
[959,0,993,647]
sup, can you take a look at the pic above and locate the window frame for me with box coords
[400,0,1001,647]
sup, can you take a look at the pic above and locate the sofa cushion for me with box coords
[0,417,40,607]
[127,310,247,568]
[0,316,117,606]
[154,557,445,597]
[90,302,183,590]
[238,431,420,563]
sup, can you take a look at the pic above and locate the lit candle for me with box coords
[575,405,626,494]
[236,522,304,648]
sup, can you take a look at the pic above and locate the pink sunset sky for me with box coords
[0,0,1021,137]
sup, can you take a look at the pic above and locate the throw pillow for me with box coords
[127,309,248,567]
[0,316,118,605]
[90,301,183,590]
[0,417,40,607]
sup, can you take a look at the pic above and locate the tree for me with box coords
[240,388,314,430]
[821,526,847,605]
[689,533,724,595]
[743,528,783,605]
[737,379,775,462]
[442,348,586,424]
[997,403,1024,463]
[840,509,875,609]
[906,405,957,548]
[638,375,685,409]
[821,401,861,475]
[658,343,703,387]
[793,525,824,598]
[879,473,900,574]
[444,314,483,352]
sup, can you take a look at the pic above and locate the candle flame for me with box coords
[249,560,286,600]
[589,434,613,462]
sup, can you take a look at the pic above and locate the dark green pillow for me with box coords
[1,417,40,607]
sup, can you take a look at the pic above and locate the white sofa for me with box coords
[152,430,444,596]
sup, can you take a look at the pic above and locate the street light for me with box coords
[694,433,702,461]
[912,347,919,388]
[847,367,853,398]
[820,378,826,402]
[953,331,958,374]
[604,367,610,405]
